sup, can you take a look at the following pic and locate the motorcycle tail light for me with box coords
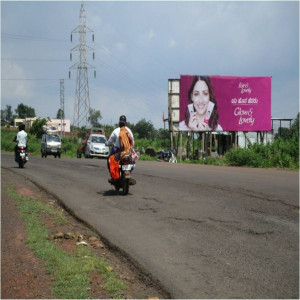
[19,147,25,150]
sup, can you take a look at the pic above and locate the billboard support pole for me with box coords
[202,133,205,157]
[208,133,211,156]
[179,132,182,160]
[235,132,237,148]
[168,98,174,150]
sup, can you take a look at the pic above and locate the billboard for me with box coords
[179,75,271,132]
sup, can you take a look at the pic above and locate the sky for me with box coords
[1,0,299,129]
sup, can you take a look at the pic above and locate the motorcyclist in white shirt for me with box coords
[105,115,135,183]
[105,115,134,151]
[13,124,28,158]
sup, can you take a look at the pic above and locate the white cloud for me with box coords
[1,61,33,99]
[168,39,177,48]
[115,42,126,51]
[140,28,155,43]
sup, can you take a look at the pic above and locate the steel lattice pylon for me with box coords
[70,1,95,128]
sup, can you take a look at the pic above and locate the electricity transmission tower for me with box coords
[70,1,96,128]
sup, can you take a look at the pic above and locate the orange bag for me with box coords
[119,127,133,157]
[108,154,120,180]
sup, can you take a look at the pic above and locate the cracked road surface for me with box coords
[2,153,299,298]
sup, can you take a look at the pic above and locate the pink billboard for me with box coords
[179,75,272,132]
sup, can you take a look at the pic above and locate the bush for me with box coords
[224,139,299,169]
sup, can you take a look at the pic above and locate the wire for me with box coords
[1,33,68,43]
[1,57,69,62]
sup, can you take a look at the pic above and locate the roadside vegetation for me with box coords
[1,114,298,170]
[7,184,126,299]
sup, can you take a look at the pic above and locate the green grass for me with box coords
[7,185,126,299]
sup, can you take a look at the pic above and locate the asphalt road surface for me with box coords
[2,153,299,298]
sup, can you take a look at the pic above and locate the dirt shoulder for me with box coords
[1,168,168,299]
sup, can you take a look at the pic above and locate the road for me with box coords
[1,153,299,298]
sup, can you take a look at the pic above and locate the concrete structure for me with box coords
[14,117,37,129]
[47,119,71,133]
[13,117,70,133]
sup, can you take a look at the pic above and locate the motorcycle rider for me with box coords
[105,115,135,183]
[13,124,28,160]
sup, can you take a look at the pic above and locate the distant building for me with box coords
[14,117,37,129]
[13,117,70,133]
[47,119,71,133]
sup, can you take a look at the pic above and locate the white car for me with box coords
[85,134,109,158]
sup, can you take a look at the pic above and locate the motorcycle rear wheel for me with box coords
[121,178,129,195]
[19,159,24,168]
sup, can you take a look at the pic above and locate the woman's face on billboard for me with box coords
[192,80,209,115]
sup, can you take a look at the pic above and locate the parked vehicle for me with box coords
[157,149,177,163]
[15,145,28,168]
[108,154,136,195]
[83,134,109,158]
[41,134,61,158]
[77,128,107,159]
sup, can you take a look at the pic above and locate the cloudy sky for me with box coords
[1,0,299,129]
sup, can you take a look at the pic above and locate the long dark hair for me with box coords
[184,75,219,130]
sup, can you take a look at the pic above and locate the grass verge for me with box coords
[7,185,126,299]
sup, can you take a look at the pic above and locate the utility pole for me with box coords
[69,0,96,128]
[60,79,65,136]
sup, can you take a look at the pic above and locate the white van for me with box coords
[41,134,62,158]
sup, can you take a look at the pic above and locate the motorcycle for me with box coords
[157,149,177,163]
[108,152,136,195]
[15,146,29,168]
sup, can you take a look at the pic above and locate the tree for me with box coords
[275,114,299,141]
[1,105,13,125]
[134,118,156,139]
[88,108,102,127]
[157,128,169,140]
[290,113,299,139]
[56,108,65,119]
[15,103,35,118]
[29,118,47,138]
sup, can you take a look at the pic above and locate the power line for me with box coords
[1,78,65,81]
[1,33,67,43]
[1,57,69,62]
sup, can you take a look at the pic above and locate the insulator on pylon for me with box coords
[70,53,72,61]
[94,70,96,78]
[69,71,71,79]
[92,34,94,42]
[71,34,72,42]
[93,52,95,60]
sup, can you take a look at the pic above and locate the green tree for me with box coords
[29,118,47,138]
[15,103,36,118]
[56,108,65,119]
[275,114,299,141]
[290,113,299,138]
[134,118,156,139]
[88,108,102,127]
[157,128,169,140]
[276,127,292,140]
[1,105,14,125]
